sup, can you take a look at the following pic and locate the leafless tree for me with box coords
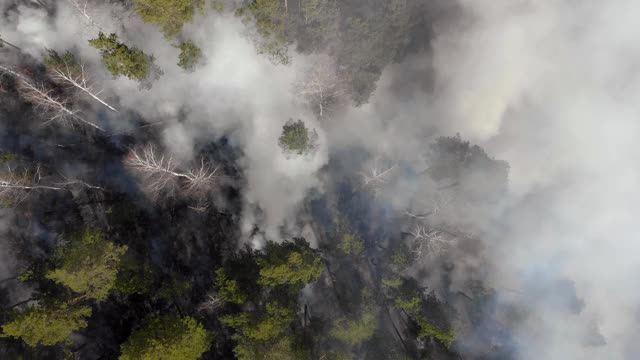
[56,174,105,191]
[0,34,21,51]
[66,0,104,31]
[408,226,455,257]
[18,80,104,131]
[360,157,395,187]
[48,59,118,112]
[0,164,63,205]
[402,193,453,220]
[295,56,346,119]
[125,145,220,198]
[197,292,224,313]
[0,64,104,131]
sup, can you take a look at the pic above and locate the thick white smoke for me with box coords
[429,1,640,358]
[0,2,328,243]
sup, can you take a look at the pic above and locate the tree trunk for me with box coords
[0,38,21,51]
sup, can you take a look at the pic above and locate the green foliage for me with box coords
[330,308,378,346]
[1,304,91,347]
[278,119,318,156]
[0,152,16,163]
[417,318,455,349]
[247,303,293,340]
[429,135,510,202]
[159,276,192,303]
[257,238,323,287]
[119,315,212,360]
[88,32,155,83]
[211,0,225,13]
[236,0,289,64]
[221,304,297,360]
[43,49,81,74]
[215,268,247,304]
[299,0,339,50]
[233,335,298,360]
[390,247,410,270]
[381,275,402,290]
[133,0,204,39]
[337,233,364,256]
[221,303,292,341]
[114,257,155,295]
[46,229,127,301]
[395,295,421,316]
[177,40,203,71]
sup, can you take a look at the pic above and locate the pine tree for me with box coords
[88,33,156,83]
[118,315,212,360]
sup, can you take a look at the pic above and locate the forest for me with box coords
[1,0,637,360]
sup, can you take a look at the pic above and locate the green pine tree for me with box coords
[88,33,156,83]
[1,304,92,347]
[46,229,127,301]
[118,315,212,360]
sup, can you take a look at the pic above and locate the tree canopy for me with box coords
[278,119,318,156]
[46,229,127,301]
[118,315,212,360]
[257,238,323,287]
[88,33,156,83]
[177,40,203,72]
[215,268,247,304]
[236,0,290,64]
[133,0,204,39]
[1,304,91,347]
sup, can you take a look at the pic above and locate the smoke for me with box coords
[426,0,640,358]
[2,0,639,358]
[319,0,640,358]
[0,2,328,243]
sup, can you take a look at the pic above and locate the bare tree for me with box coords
[56,174,105,191]
[402,193,453,220]
[0,34,21,51]
[66,0,103,31]
[0,64,104,131]
[408,226,455,257]
[295,56,346,119]
[48,57,118,112]
[125,145,220,198]
[0,164,63,205]
[197,292,224,313]
[18,80,104,131]
[360,157,395,187]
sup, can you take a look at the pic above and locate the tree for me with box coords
[257,238,323,288]
[330,307,378,346]
[118,315,212,360]
[295,56,346,118]
[236,0,289,64]
[337,233,364,256]
[125,144,220,198]
[0,163,63,206]
[46,229,127,301]
[408,226,454,257]
[215,268,247,304]
[88,33,158,84]
[177,40,203,72]
[427,135,509,201]
[0,34,21,50]
[44,50,118,112]
[133,0,204,39]
[298,0,339,51]
[66,0,104,31]
[278,119,318,156]
[0,64,104,130]
[220,303,295,360]
[0,304,92,346]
